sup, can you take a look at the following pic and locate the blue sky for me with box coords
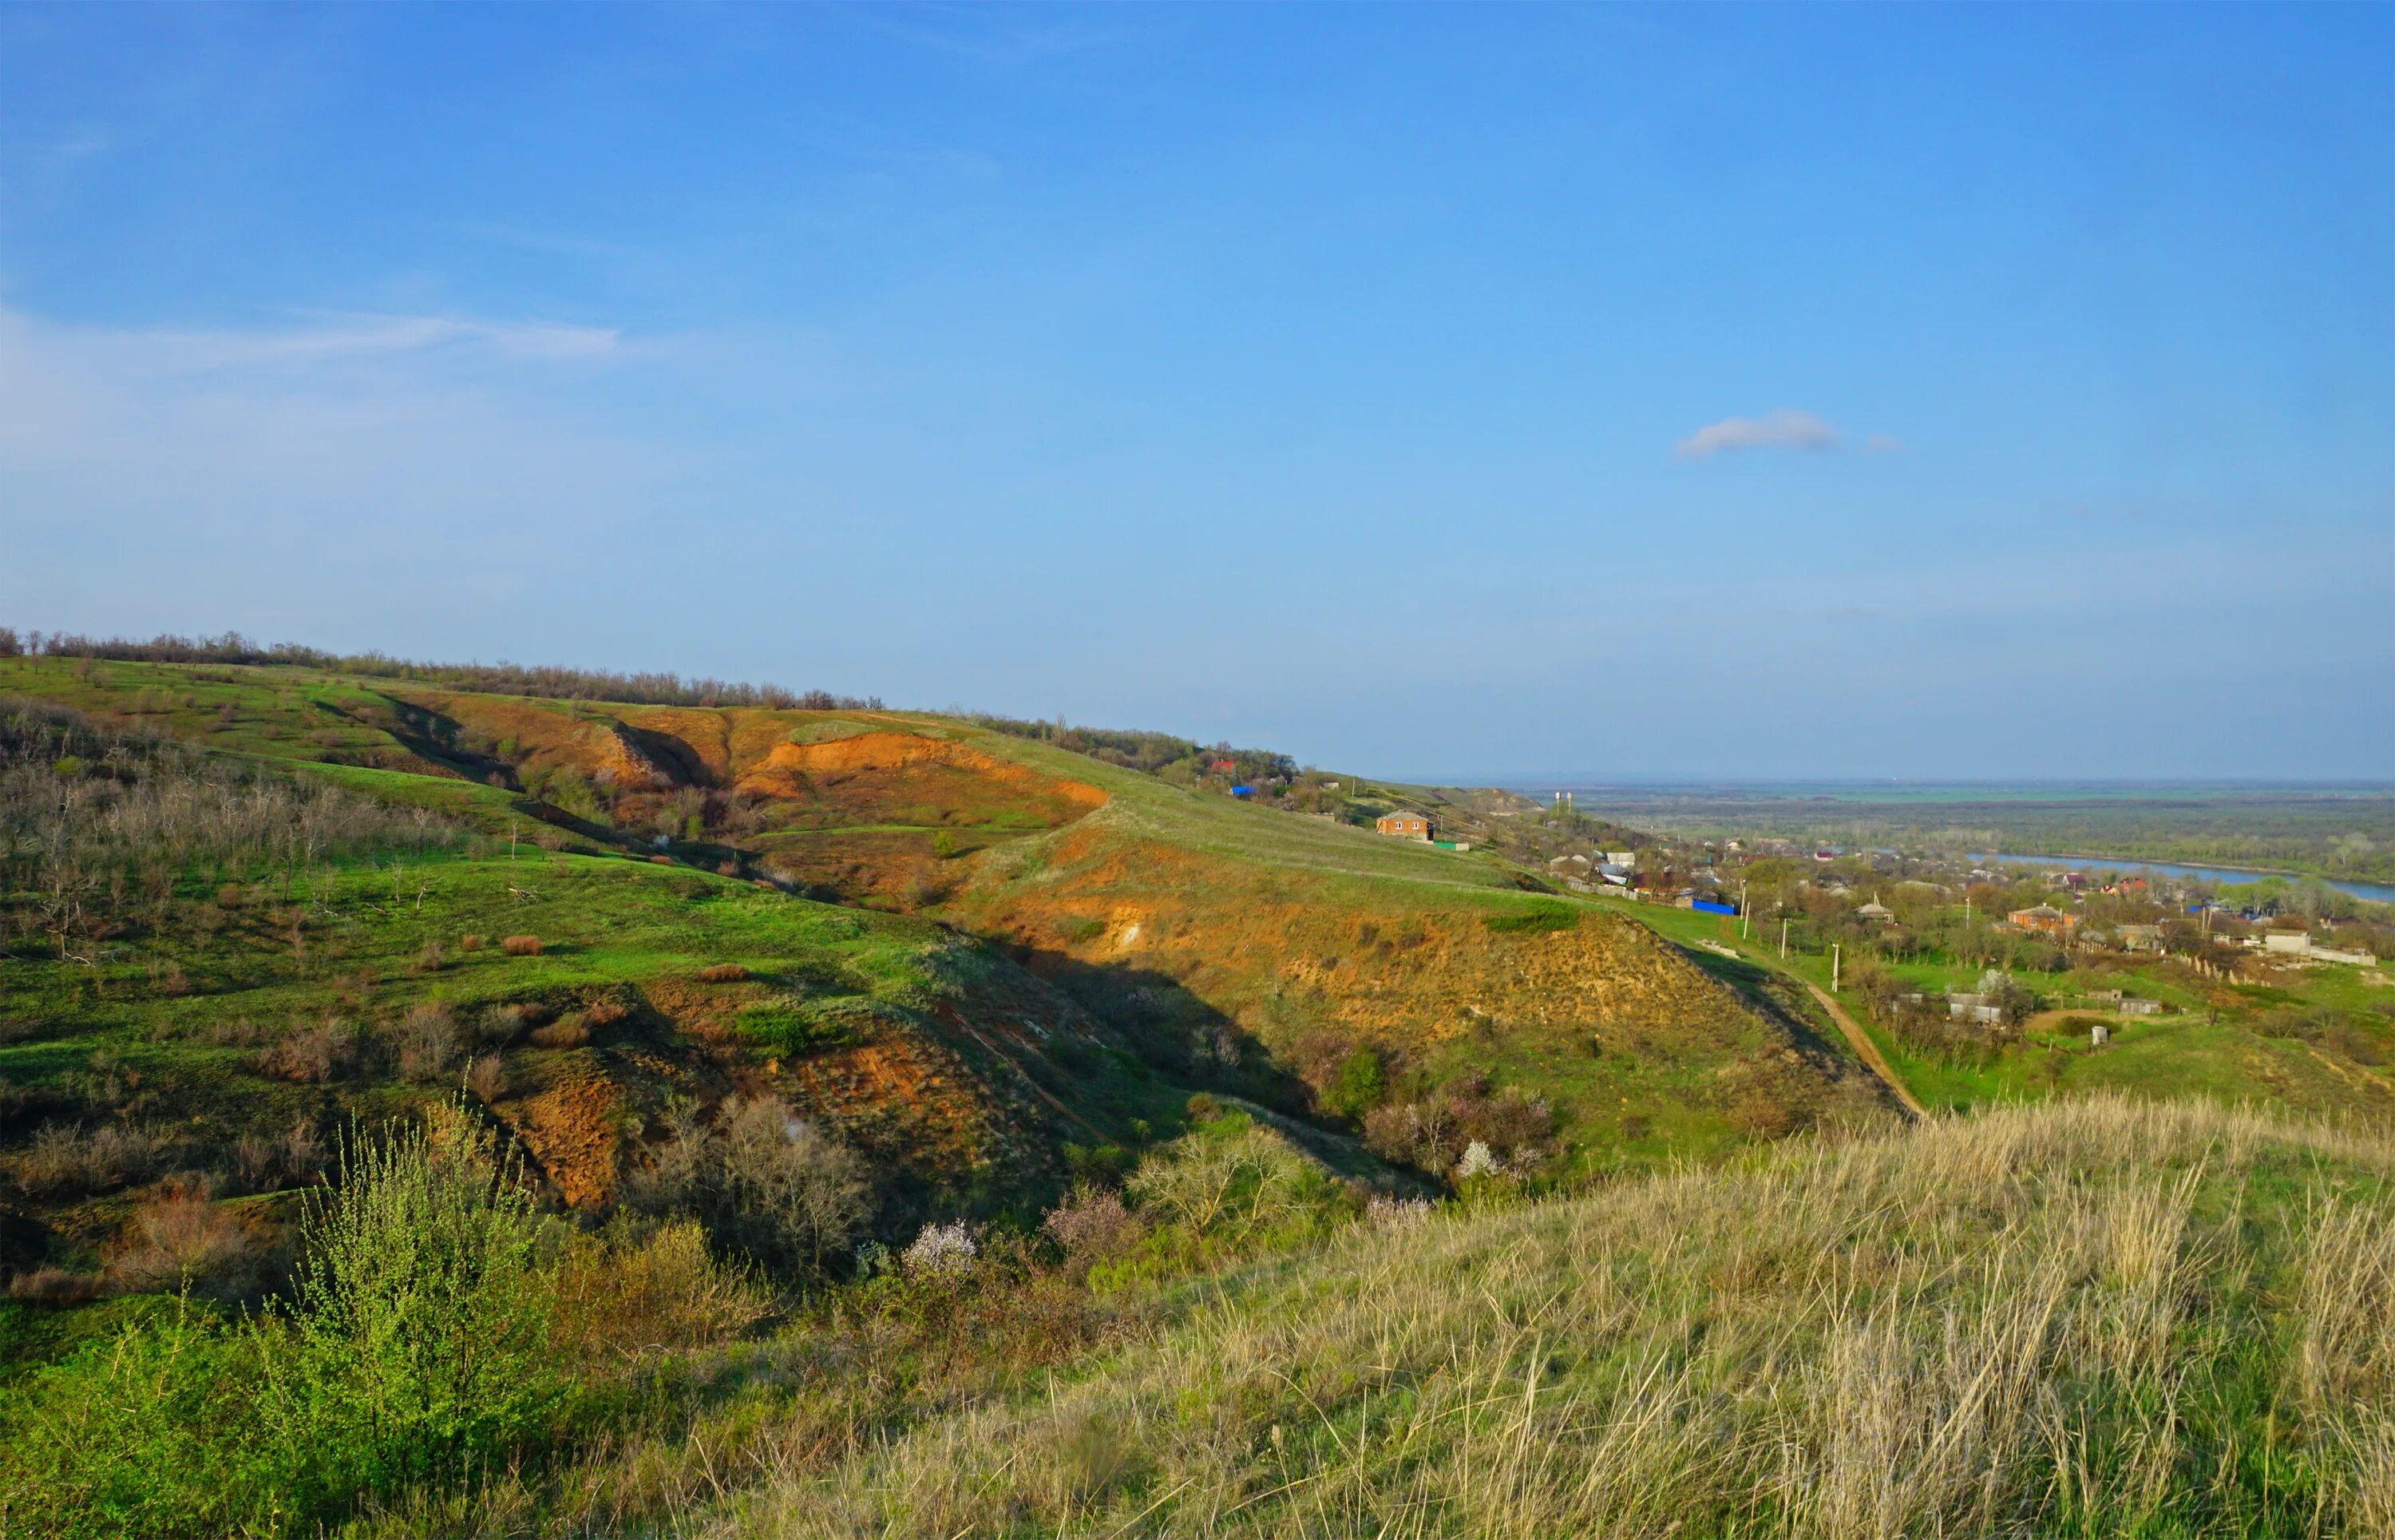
[2,4,2388,780]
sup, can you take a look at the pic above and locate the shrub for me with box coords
[696,962,750,984]
[7,1266,101,1303]
[528,1018,588,1050]
[478,1004,542,1045]
[1322,1047,1388,1119]
[582,998,630,1028]
[464,1054,505,1103]
[414,941,445,974]
[623,1096,869,1276]
[1366,1194,1434,1232]
[549,1222,767,1363]
[229,1122,324,1193]
[1043,1188,1143,1265]
[256,1019,362,1083]
[393,1002,460,1083]
[1063,1142,1134,1186]
[18,1122,162,1196]
[500,934,544,957]
[1126,1115,1347,1253]
[1362,1076,1556,1179]
[255,1103,572,1509]
[103,1182,261,1300]
[457,934,485,953]
[0,1103,572,1537]
[0,1300,267,1534]
[902,1221,977,1277]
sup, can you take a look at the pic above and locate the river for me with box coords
[1967,852,2395,905]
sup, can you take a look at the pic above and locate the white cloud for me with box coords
[1675,408,1840,460]
[0,301,676,580]
[65,311,623,378]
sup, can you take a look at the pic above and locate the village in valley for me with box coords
[1352,782,2394,1107]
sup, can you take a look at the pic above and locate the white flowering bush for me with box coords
[1043,1187,1143,1260]
[1455,1141,1501,1180]
[901,1220,976,1276]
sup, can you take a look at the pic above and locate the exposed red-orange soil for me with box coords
[951,826,1891,1139]
[503,1057,630,1209]
[330,689,1878,1157]
[387,695,1107,840]
[735,733,1105,829]
[480,966,1107,1217]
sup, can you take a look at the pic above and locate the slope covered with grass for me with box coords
[0,653,1897,1190]
[0,690,1180,1297]
[705,1095,2393,1538]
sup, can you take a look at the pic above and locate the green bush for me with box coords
[1484,905,1578,934]
[1322,1047,1387,1118]
[0,1102,578,1538]
[1101,1114,1352,1285]
[733,1000,853,1055]
[0,1302,272,1538]
[256,1104,572,1506]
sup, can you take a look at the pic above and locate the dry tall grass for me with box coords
[700,1095,2390,1538]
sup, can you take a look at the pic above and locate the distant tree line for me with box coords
[972,714,1298,788]
[3,628,882,713]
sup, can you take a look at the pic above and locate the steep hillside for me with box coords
[0,654,1896,1190]
[0,686,1201,1294]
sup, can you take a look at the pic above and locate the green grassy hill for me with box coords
[701,1096,2393,1538]
[16,1095,2377,1538]
[4,649,2392,1538]
[0,652,1894,1242]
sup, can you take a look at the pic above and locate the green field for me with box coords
[1582,888,2395,1125]
[1554,779,2395,885]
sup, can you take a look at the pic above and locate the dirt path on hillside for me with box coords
[1796,979,1928,1118]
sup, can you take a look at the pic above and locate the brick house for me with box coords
[1375,811,1431,841]
[2007,905,2078,938]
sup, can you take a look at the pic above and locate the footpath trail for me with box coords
[1796,978,1928,1118]
[1671,923,1929,1117]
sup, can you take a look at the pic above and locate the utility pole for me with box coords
[1831,941,1842,993]
[1779,916,1788,959]
[1740,882,1750,941]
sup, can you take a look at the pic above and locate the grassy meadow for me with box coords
[4,652,2391,1536]
[682,1095,2394,1539]
[15,1094,2380,1538]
